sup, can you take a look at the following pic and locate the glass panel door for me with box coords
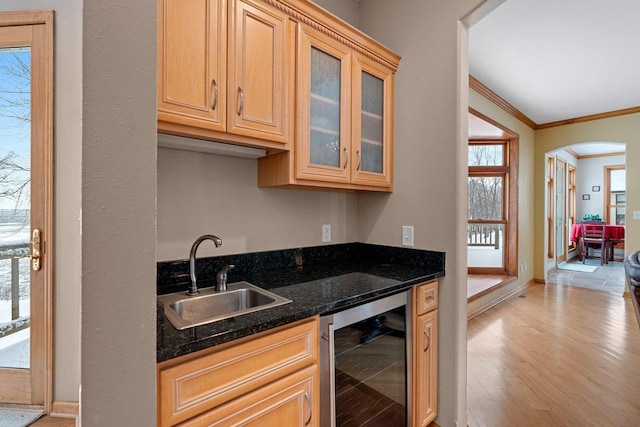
[351,54,393,188]
[359,71,383,174]
[296,26,350,183]
[0,47,31,370]
[0,14,53,407]
[310,47,341,168]
[556,159,566,262]
[334,308,406,426]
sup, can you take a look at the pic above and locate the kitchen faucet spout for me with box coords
[187,234,223,296]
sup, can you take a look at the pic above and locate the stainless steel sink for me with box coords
[158,281,291,330]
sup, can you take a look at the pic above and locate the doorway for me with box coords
[467,110,519,299]
[0,11,53,410]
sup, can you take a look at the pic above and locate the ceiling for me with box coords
[469,0,640,126]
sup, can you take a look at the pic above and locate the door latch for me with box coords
[30,229,42,271]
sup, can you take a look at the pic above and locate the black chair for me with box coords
[623,252,640,328]
[580,221,607,265]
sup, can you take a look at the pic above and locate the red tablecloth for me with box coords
[570,224,625,242]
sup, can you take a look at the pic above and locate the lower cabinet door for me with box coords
[414,309,438,426]
[180,365,319,427]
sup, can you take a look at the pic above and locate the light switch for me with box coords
[322,224,331,242]
[402,226,414,247]
[634,211,640,220]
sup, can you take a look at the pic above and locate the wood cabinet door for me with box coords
[414,309,438,427]
[180,365,319,427]
[158,318,318,426]
[350,53,394,189]
[227,0,292,144]
[158,0,227,131]
[295,24,352,184]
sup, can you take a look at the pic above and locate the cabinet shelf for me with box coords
[310,92,340,106]
[310,125,339,136]
[361,137,382,147]
[361,110,383,120]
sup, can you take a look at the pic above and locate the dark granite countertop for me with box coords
[157,243,445,362]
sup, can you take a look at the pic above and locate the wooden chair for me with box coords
[608,237,625,262]
[580,221,607,265]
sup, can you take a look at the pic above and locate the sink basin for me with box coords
[158,281,291,330]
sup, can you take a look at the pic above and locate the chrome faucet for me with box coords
[187,234,223,296]
[216,265,235,291]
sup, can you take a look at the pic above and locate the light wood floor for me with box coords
[468,274,513,300]
[468,283,640,426]
[31,415,74,426]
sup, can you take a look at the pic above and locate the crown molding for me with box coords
[536,106,640,129]
[469,75,537,129]
[469,75,640,130]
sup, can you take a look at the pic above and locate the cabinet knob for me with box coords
[426,295,434,302]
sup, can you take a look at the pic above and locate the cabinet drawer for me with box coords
[415,280,438,315]
[158,317,319,426]
[179,365,319,426]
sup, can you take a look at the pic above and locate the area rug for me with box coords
[558,261,598,273]
[0,409,44,427]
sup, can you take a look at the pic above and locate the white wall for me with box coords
[0,0,83,402]
[576,154,625,221]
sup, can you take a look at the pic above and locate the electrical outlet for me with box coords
[634,210,640,220]
[402,226,414,247]
[322,224,331,242]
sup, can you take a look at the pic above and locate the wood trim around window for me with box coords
[604,164,625,225]
[546,156,555,259]
[468,109,518,277]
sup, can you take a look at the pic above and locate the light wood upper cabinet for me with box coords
[350,53,394,188]
[258,16,400,192]
[227,0,292,143]
[295,24,352,184]
[158,0,400,191]
[158,0,293,149]
[295,30,396,189]
[158,0,227,131]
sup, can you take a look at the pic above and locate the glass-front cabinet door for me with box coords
[351,54,393,188]
[296,25,351,183]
